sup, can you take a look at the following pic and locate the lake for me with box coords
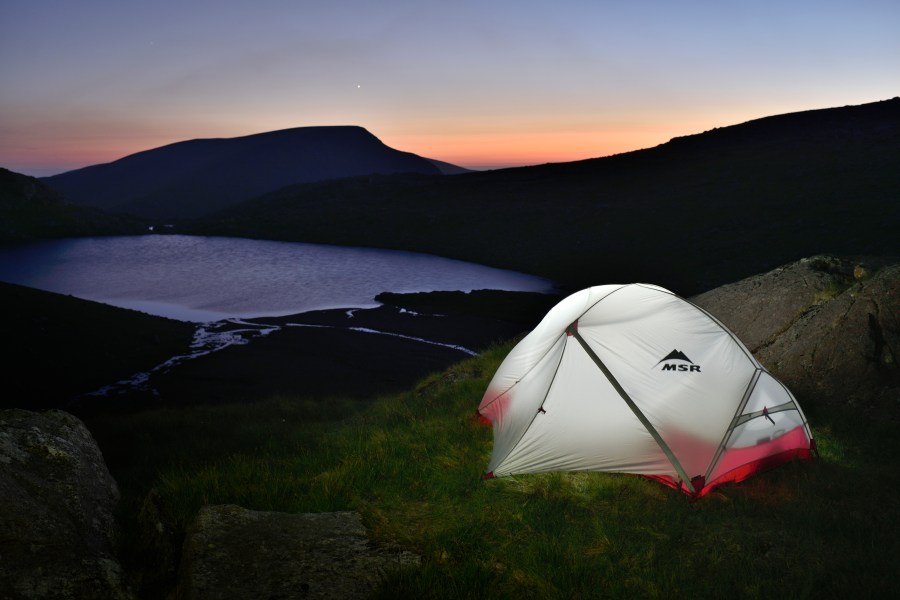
[0,235,555,322]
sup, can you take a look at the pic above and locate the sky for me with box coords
[1,0,898,177]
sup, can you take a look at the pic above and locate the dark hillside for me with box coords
[0,281,194,409]
[43,126,445,220]
[0,168,144,243]
[193,99,900,296]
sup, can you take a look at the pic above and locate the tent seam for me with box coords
[489,334,568,475]
[569,326,696,494]
[679,293,759,367]
[481,284,628,412]
[705,368,762,482]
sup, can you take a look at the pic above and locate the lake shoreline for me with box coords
[0,234,555,322]
[3,279,560,415]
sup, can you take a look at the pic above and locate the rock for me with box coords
[0,409,135,600]
[693,256,899,417]
[179,505,419,600]
[691,255,856,353]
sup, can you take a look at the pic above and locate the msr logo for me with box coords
[656,349,701,372]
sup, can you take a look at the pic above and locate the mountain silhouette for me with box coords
[11,98,899,296]
[42,126,451,220]
[188,98,899,295]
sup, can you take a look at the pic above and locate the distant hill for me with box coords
[0,168,144,244]
[192,98,900,296]
[427,158,473,175]
[43,126,453,220]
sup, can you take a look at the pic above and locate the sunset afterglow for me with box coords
[1,0,897,176]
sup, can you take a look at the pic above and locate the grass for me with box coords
[84,342,900,600]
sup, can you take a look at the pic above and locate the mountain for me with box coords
[0,168,144,244]
[191,98,900,296]
[427,158,473,175]
[42,126,451,220]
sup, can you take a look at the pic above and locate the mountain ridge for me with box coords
[42,125,453,220]
[6,98,899,294]
[191,98,900,295]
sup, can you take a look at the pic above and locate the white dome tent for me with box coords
[478,284,815,497]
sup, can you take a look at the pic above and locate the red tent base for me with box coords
[646,441,816,498]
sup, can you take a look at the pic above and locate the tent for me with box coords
[477,284,815,497]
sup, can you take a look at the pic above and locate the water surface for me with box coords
[0,235,554,322]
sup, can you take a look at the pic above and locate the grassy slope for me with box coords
[86,344,900,599]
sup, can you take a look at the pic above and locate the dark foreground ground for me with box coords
[123,304,532,409]
[44,291,559,415]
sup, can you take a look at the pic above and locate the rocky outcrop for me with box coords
[693,256,899,417]
[178,505,419,600]
[0,409,135,600]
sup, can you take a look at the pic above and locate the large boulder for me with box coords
[0,409,134,600]
[179,505,419,600]
[693,256,899,417]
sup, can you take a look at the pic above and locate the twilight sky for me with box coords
[1,0,897,177]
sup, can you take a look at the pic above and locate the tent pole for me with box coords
[568,324,696,494]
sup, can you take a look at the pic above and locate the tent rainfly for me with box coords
[477,284,815,497]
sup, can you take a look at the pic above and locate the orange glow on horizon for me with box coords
[9,109,784,176]
[384,125,688,169]
[18,127,681,176]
